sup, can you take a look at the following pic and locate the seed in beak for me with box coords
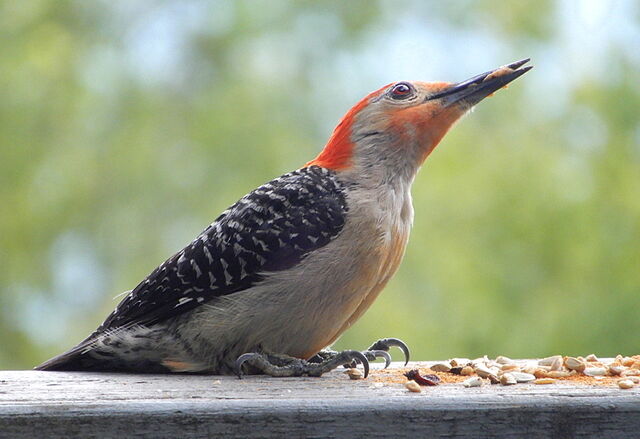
[484,66,517,81]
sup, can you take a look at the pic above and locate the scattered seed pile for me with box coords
[364,354,640,393]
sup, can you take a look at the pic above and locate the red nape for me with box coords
[306,84,391,170]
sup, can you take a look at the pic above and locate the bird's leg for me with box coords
[234,353,308,377]
[235,350,369,379]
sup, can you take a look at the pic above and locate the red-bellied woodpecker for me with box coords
[36,59,532,377]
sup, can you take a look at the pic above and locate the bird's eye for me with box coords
[390,83,413,99]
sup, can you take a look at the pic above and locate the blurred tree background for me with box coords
[1,0,639,369]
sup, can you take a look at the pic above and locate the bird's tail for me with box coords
[35,336,172,373]
[35,350,94,371]
[34,337,104,371]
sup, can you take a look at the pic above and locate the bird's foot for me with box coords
[235,350,369,379]
[309,337,410,369]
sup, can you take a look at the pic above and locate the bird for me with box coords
[36,59,532,378]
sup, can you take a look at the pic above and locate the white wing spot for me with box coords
[220,258,232,284]
[190,259,202,278]
[176,297,193,307]
[203,246,214,264]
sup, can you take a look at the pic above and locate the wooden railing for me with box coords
[1,362,638,438]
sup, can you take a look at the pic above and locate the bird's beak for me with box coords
[428,58,533,107]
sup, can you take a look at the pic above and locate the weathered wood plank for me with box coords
[1,363,638,438]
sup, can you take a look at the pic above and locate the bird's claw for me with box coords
[342,350,370,378]
[366,337,411,366]
[368,350,392,369]
[235,352,261,379]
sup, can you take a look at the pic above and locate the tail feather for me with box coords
[34,340,101,371]
[35,352,92,371]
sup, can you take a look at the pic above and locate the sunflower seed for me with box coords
[534,378,557,385]
[618,379,635,389]
[501,364,520,371]
[346,368,363,380]
[405,380,422,393]
[546,370,572,378]
[500,373,517,386]
[460,366,475,376]
[463,376,483,388]
[621,357,635,367]
[584,367,607,376]
[430,363,451,373]
[564,357,586,372]
[533,368,550,378]
[608,365,625,376]
[538,355,562,367]
[550,356,564,371]
[510,372,536,383]
[495,355,513,364]
[521,366,539,375]
[475,365,496,379]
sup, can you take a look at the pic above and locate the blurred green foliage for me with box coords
[1,0,639,369]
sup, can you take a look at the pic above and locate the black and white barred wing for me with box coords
[98,166,348,332]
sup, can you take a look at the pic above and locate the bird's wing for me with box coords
[97,165,348,332]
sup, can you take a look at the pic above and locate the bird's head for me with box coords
[308,59,532,184]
